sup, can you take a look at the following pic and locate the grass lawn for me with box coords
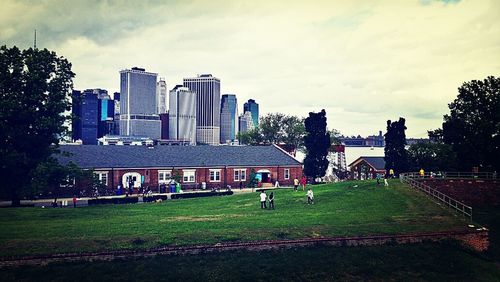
[2,242,499,281]
[0,180,469,258]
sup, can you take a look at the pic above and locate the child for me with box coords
[307,189,314,204]
[300,176,307,191]
[269,192,275,209]
[260,190,267,209]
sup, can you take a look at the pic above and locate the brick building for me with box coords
[57,145,302,191]
[349,156,386,180]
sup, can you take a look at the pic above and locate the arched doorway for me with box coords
[122,172,142,189]
[256,169,271,183]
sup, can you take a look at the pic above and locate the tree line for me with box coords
[386,76,499,175]
[1,45,497,205]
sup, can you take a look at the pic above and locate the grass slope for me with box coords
[2,242,499,282]
[0,180,468,258]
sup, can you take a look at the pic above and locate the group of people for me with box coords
[293,176,307,191]
[51,196,78,208]
[376,173,390,187]
[259,187,314,209]
[259,190,275,209]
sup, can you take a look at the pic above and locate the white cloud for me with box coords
[2,0,499,137]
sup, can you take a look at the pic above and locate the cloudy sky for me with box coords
[2,0,499,137]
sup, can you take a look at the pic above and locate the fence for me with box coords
[400,172,473,220]
[402,171,497,180]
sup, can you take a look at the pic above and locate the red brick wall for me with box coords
[96,165,303,191]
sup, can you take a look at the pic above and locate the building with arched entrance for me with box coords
[56,144,302,192]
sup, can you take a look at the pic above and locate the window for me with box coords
[183,170,195,183]
[234,169,246,181]
[210,169,221,182]
[60,176,76,188]
[284,169,290,180]
[95,172,108,185]
[158,170,172,183]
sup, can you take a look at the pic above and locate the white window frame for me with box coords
[182,170,196,183]
[95,172,108,185]
[210,169,221,182]
[158,170,172,183]
[234,169,247,181]
[284,168,290,180]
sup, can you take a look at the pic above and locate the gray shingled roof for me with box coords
[361,156,386,170]
[349,156,386,170]
[55,145,302,169]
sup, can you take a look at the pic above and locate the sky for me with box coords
[1,0,499,137]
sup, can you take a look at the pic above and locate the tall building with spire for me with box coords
[183,74,221,145]
[220,94,238,144]
[243,99,259,127]
[119,67,160,139]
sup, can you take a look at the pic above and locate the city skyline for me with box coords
[2,0,499,137]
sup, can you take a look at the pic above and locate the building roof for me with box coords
[348,156,386,171]
[55,145,302,169]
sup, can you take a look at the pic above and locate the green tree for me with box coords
[329,128,342,145]
[247,169,259,188]
[303,109,331,182]
[238,113,305,149]
[384,118,409,176]
[407,142,458,172]
[237,128,262,145]
[0,46,74,205]
[440,76,500,172]
[281,115,306,150]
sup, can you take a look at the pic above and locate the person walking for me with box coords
[307,188,314,205]
[72,195,77,208]
[419,168,425,178]
[293,177,299,191]
[269,192,275,209]
[260,190,267,209]
[300,176,307,191]
[384,174,389,187]
[376,173,381,186]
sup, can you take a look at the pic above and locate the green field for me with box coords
[0,180,469,258]
[2,242,499,282]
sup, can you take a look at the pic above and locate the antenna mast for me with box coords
[34,29,37,49]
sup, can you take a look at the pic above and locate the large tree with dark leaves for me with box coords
[303,109,331,181]
[407,142,458,172]
[440,76,500,172]
[0,46,74,205]
[384,118,409,176]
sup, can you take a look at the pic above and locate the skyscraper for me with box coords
[119,67,161,139]
[97,89,115,138]
[169,85,196,145]
[238,111,254,134]
[72,89,115,144]
[183,74,221,145]
[220,94,238,144]
[156,78,167,114]
[243,99,259,127]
